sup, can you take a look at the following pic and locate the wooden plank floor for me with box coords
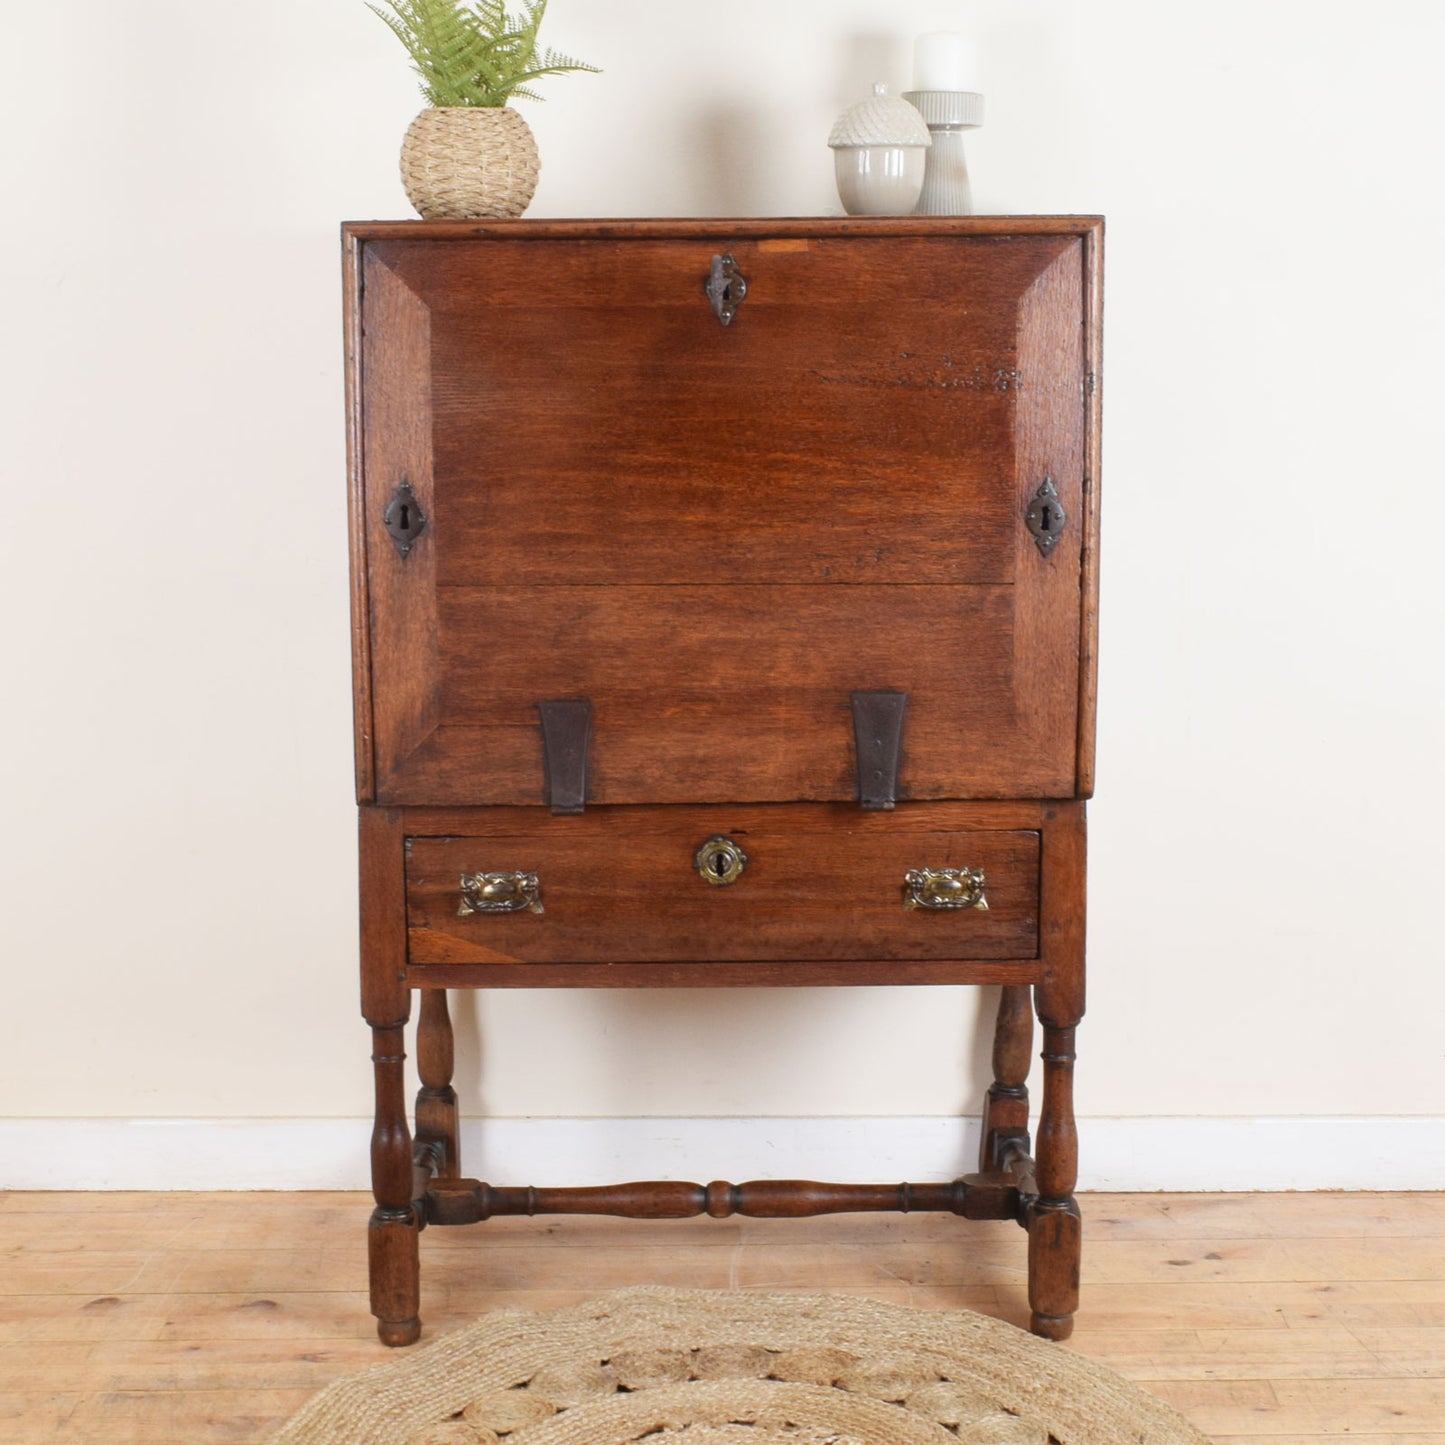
[2,1191,1441,1442]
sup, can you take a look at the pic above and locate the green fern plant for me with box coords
[369,0,598,107]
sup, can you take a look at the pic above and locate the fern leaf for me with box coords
[366,3,416,54]
[368,0,596,107]
[508,53,601,88]
[471,0,506,29]
[537,46,600,74]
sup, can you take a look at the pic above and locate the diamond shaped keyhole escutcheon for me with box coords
[1025,476,1067,558]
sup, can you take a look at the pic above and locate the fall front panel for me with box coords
[358,231,1086,806]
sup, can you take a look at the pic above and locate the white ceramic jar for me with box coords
[827,83,932,215]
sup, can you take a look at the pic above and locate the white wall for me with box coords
[2,1,1442,1185]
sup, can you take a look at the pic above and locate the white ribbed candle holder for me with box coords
[902,91,984,216]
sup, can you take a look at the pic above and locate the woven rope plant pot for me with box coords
[401,107,541,220]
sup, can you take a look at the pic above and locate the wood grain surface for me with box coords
[2,1190,1439,1443]
[347,223,1098,807]
[343,220,1102,1347]
[405,815,1040,965]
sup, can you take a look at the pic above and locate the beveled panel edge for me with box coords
[1013,237,1089,803]
[396,799,1048,837]
[358,250,445,802]
[1076,222,1104,799]
[375,751,1076,809]
[342,227,375,804]
[341,216,1105,243]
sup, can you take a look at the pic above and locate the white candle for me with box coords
[913,32,980,93]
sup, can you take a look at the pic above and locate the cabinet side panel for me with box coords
[344,229,375,803]
[1076,223,1104,797]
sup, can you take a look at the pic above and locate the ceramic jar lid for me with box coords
[828,83,932,150]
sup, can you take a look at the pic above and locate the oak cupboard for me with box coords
[344,217,1102,1345]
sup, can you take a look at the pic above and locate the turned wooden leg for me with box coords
[359,808,422,1346]
[416,988,461,1179]
[369,1021,421,1347]
[1028,1019,1081,1340]
[980,984,1033,1171]
[1028,800,1086,1342]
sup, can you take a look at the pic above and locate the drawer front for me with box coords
[405,809,1039,966]
[352,225,1096,808]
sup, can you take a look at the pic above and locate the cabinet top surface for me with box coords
[342,216,1104,243]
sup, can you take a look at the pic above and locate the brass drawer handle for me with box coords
[904,866,988,912]
[458,871,543,916]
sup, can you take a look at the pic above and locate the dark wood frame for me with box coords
[344,217,1102,1349]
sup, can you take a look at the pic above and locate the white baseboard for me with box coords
[1,1115,1440,1192]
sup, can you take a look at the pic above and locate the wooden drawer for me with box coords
[404,806,1039,967]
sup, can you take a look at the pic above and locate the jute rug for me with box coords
[274,1287,1210,1445]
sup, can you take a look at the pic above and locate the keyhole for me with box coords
[696,835,746,885]
[1039,504,1053,532]
[385,483,427,557]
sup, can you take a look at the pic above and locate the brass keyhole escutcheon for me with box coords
[695,835,748,886]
